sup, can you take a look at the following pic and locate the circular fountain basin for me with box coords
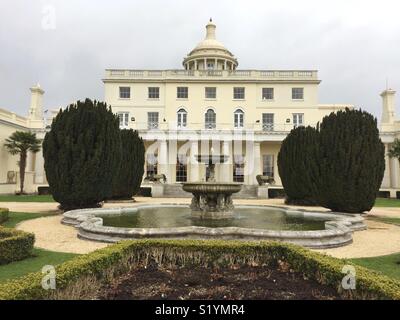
[62,204,366,249]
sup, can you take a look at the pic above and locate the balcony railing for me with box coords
[120,122,314,133]
[105,69,319,81]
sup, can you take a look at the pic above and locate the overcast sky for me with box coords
[0,0,399,119]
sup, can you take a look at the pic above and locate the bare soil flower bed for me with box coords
[97,262,340,300]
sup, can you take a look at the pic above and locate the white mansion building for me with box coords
[0,20,399,198]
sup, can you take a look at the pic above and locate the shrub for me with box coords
[278,126,319,205]
[0,227,35,265]
[43,99,122,210]
[0,240,399,300]
[315,109,385,213]
[0,208,9,224]
[112,129,145,199]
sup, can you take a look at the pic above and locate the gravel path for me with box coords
[8,197,400,257]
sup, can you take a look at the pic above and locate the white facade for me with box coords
[0,20,399,197]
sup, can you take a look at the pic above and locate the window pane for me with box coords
[205,87,216,99]
[148,112,159,129]
[262,155,274,178]
[119,87,130,99]
[118,112,129,128]
[293,113,304,128]
[262,113,274,131]
[262,88,274,100]
[233,155,245,182]
[205,109,216,129]
[233,87,245,99]
[148,87,160,99]
[177,109,187,128]
[177,87,188,99]
[292,88,304,100]
[146,154,158,177]
[176,155,187,182]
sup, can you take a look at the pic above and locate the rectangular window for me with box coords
[148,87,160,99]
[147,112,159,129]
[207,62,214,70]
[117,112,129,128]
[262,88,274,100]
[177,87,188,99]
[119,87,130,99]
[262,113,274,131]
[205,87,216,99]
[233,87,245,99]
[176,155,187,182]
[262,155,274,178]
[292,88,304,100]
[293,113,304,128]
[146,154,158,178]
[233,155,245,182]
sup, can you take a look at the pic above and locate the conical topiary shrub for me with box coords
[43,99,122,210]
[278,126,319,205]
[315,108,385,213]
[112,129,145,199]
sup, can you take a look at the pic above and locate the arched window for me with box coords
[205,109,216,129]
[177,108,187,128]
[234,109,244,128]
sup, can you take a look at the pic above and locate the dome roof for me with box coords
[183,19,238,68]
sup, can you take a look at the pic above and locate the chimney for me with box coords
[28,83,45,120]
[380,89,396,124]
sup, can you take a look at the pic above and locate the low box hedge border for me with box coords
[0,239,399,300]
[0,226,35,265]
[0,208,9,224]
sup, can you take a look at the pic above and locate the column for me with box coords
[204,58,207,70]
[158,140,168,177]
[220,141,231,182]
[194,60,197,70]
[224,60,227,70]
[253,142,261,185]
[34,149,45,184]
[189,141,199,182]
[381,144,391,188]
[390,154,400,189]
[215,58,218,69]
[168,139,177,183]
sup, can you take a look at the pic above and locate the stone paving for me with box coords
[4,197,400,258]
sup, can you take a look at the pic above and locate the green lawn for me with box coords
[0,248,77,283]
[1,211,60,228]
[374,198,400,207]
[350,253,400,281]
[368,216,400,226]
[0,194,55,202]
[0,211,76,283]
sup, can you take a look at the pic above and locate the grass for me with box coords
[0,248,77,283]
[0,194,55,203]
[374,198,400,207]
[1,211,60,228]
[367,216,400,226]
[350,253,400,281]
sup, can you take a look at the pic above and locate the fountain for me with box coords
[62,150,367,249]
[182,148,242,219]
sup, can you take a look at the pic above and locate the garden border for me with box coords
[0,239,399,300]
[0,226,35,265]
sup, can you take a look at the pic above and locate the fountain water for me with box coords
[182,148,242,219]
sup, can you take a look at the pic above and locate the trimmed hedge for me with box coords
[0,208,9,224]
[0,227,35,265]
[0,240,399,300]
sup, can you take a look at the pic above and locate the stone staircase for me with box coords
[160,183,258,199]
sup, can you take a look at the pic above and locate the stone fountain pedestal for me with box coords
[182,154,242,219]
[182,182,242,219]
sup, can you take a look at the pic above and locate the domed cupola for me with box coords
[183,19,238,71]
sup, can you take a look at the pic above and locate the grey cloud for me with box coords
[0,0,399,120]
